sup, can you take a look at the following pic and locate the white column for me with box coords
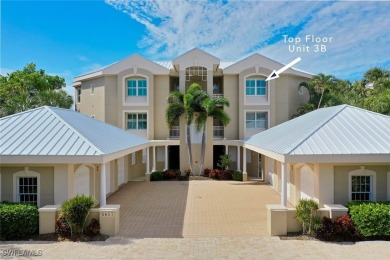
[237,146,241,171]
[243,147,247,181]
[146,147,150,173]
[164,145,168,171]
[100,164,106,206]
[225,145,229,155]
[281,162,288,207]
[152,146,156,172]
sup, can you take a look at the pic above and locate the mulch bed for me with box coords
[26,233,109,242]
[279,232,319,241]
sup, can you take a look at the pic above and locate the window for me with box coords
[246,112,268,129]
[76,88,81,103]
[349,167,376,202]
[91,83,95,95]
[127,113,147,129]
[246,79,266,96]
[127,79,147,96]
[18,177,38,205]
[351,176,372,201]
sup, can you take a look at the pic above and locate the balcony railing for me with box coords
[213,126,224,139]
[212,93,223,99]
[169,126,180,139]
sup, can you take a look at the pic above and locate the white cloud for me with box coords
[105,0,390,80]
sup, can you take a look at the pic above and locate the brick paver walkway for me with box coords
[106,180,282,237]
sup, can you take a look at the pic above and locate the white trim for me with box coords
[90,83,95,95]
[348,166,376,202]
[244,73,270,106]
[243,109,270,138]
[122,74,150,106]
[13,168,41,207]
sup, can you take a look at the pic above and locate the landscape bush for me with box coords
[232,171,243,181]
[85,218,101,236]
[295,199,321,236]
[348,202,390,238]
[60,195,96,236]
[150,171,164,181]
[163,169,181,180]
[317,215,361,242]
[203,168,211,177]
[55,214,71,238]
[0,202,39,240]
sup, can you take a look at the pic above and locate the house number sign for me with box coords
[101,211,114,217]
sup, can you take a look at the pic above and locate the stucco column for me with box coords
[225,145,228,155]
[152,146,156,172]
[243,147,247,181]
[237,146,241,171]
[146,147,150,173]
[100,164,106,206]
[164,145,168,171]
[281,162,288,207]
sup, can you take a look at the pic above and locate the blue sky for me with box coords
[2,0,390,97]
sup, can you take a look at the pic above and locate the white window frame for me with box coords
[13,168,40,207]
[245,78,267,96]
[126,113,147,130]
[76,88,81,103]
[91,83,95,95]
[245,111,269,129]
[348,167,376,202]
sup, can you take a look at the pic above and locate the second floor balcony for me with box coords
[212,93,223,99]
[169,126,180,139]
[213,126,224,139]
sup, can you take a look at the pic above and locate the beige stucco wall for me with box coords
[76,77,106,121]
[223,75,239,140]
[104,76,118,127]
[334,164,390,205]
[154,75,170,139]
[128,150,146,180]
[0,166,54,206]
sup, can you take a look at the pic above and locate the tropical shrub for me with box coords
[232,171,243,181]
[220,170,233,180]
[317,215,361,242]
[203,168,211,177]
[295,199,321,235]
[60,195,96,236]
[209,169,216,179]
[55,214,71,238]
[163,170,181,180]
[85,218,100,236]
[150,171,164,181]
[0,202,39,240]
[348,202,390,237]
[217,154,232,170]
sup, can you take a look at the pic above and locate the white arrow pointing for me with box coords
[265,57,302,81]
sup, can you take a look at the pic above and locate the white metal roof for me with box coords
[0,106,148,157]
[244,105,390,163]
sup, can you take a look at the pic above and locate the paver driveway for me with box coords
[106,180,282,238]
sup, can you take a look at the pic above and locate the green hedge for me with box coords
[232,171,243,181]
[0,202,39,240]
[150,171,164,181]
[348,202,390,237]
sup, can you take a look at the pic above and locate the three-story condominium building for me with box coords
[73,48,312,179]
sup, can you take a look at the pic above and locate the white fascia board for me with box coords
[148,140,180,146]
[73,81,82,87]
[284,154,390,164]
[74,71,104,82]
[243,143,286,163]
[0,155,105,164]
[102,143,150,163]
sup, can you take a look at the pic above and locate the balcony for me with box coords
[213,126,224,139]
[212,93,223,99]
[169,126,180,139]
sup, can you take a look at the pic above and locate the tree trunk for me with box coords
[186,124,193,174]
[198,123,207,176]
[317,88,324,109]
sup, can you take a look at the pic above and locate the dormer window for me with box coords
[246,78,267,96]
[127,78,147,96]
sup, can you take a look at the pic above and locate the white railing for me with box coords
[213,126,224,139]
[212,93,223,99]
[169,126,180,139]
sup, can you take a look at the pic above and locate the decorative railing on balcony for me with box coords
[169,126,180,139]
[212,93,223,99]
[213,126,224,139]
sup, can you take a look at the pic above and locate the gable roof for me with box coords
[223,53,312,78]
[244,105,390,163]
[0,107,148,163]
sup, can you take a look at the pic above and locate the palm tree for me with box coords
[196,96,230,176]
[312,73,336,109]
[165,84,208,173]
